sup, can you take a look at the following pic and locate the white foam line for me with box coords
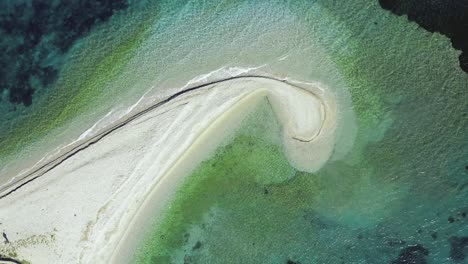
[78,110,115,141]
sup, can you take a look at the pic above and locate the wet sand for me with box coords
[0,76,341,263]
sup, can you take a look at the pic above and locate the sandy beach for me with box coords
[0,76,342,263]
[2,0,466,262]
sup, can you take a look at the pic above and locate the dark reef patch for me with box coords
[192,241,202,251]
[378,0,468,74]
[0,0,129,106]
[391,244,429,264]
[448,216,456,223]
[449,236,468,262]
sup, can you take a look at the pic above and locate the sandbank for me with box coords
[0,76,341,263]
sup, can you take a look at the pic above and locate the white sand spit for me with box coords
[0,76,347,264]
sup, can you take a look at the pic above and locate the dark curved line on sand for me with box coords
[0,256,22,264]
[0,75,289,199]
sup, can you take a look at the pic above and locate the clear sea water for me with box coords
[0,0,467,263]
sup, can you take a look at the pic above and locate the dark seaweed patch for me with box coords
[183,254,193,264]
[192,241,202,251]
[183,233,190,243]
[0,0,129,106]
[449,236,468,262]
[391,244,429,264]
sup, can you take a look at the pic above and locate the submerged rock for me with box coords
[449,236,468,262]
[391,244,429,264]
[0,0,129,106]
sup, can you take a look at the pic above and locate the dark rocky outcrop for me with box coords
[0,0,129,106]
[378,0,468,74]
[391,244,429,264]
[449,236,468,262]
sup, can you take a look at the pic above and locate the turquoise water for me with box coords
[130,1,467,263]
[0,0,467,263]
[134,94,467,263]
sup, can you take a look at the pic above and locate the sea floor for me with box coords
[0,0,467,263]
[134,98,468,264]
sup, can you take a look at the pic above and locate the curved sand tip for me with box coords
[233,78,337,172]
[102,77,340,264]
[162,77,338,174]
[263,78,337,172]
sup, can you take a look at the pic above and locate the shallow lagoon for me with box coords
[0,0,467,263]
[136,97,467,263]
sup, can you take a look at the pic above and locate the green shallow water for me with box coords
[134,94,467,263]
[0,0,467,263]
[130,2,467,262]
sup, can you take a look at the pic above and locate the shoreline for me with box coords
[101,78,339,263]
[0,75,310,199]
[0,75,347,264]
